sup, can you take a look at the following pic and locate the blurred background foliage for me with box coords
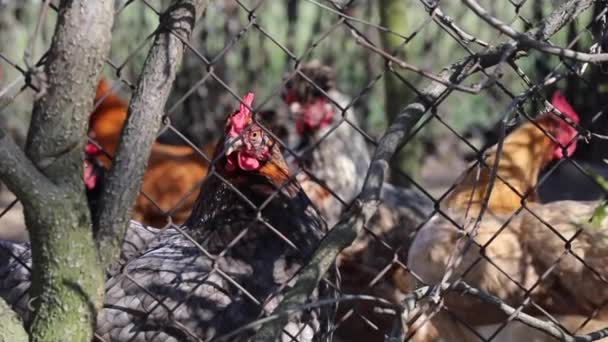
[0,0,606,187]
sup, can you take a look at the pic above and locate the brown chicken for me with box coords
[1,92,334,341]
[283,62,436,341]
[90,80,214,227]
[405,91,605,341]
[444,91,579,216]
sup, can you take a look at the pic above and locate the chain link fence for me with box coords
[1,0,608,341]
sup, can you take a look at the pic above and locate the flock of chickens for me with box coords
[1,61,607,341]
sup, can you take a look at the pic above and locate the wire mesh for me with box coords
[1,0,608,341]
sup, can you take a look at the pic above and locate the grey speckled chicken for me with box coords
[283,62,435,341]
[283,61,371,228]
[0,92,334,341]
[282,61,432,260]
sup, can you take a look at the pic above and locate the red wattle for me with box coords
[84,160,98,190]
[296,98,335,135]
[237,151,260,171]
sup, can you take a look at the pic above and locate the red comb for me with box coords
[551,90,579,124]
[228,92,255,137]
[240,92,255,117]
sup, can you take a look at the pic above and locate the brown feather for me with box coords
[89,80,213,227]
[445,115,557,215]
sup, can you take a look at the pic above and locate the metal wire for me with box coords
[1,0,607,341]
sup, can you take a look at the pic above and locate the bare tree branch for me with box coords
[429,6,489,48]
[463,0,608,63]
[450,282,608,342]
[93,0,208,270]
[0,128,58,211]
[395,281,608,342]
[351,30,484,94]
[252,0,594,339]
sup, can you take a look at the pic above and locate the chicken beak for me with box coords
[224,137,243,156]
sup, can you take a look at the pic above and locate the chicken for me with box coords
[443,91,579,215]
[283,61,371,227]
[0,220,161,320]
[518,201,608,316]
[410,200,608,342]
[283,62,435,341]
[0,92,333,341]
[406,91,595,341]
[91,80,214,227]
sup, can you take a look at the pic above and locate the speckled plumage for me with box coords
[295,89,371,227]
[98,175,329,341]
[105,169,332,341]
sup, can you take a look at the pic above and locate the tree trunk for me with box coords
[19,1,114,340]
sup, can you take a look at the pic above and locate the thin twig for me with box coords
[452,281,608,342]
[431,95,520,302]
[350,29,483,94]
[404,281,608,342]
[462,0,608,63]
[216,294,399,342]
[429,6,489,48]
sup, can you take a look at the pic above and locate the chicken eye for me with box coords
[249,129,264,144]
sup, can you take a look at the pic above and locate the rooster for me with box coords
[283,61,435,341]
[91,80,214,227]
[406,91,599,341]
[1,93,334,341]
